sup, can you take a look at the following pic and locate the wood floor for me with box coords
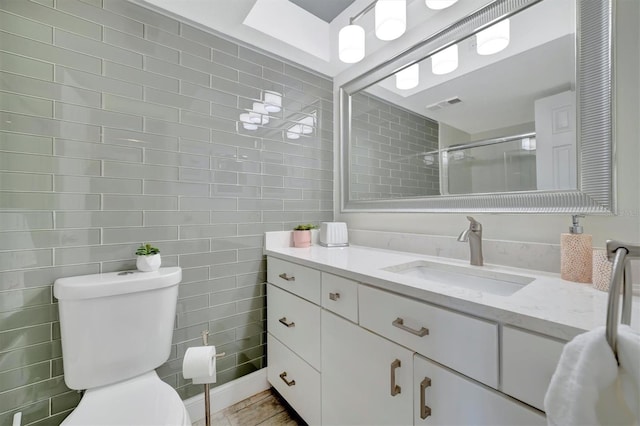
[193,388,306,426]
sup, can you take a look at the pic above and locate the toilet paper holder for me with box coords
[201,330,224,426]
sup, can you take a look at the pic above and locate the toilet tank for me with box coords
[54,267,182,390]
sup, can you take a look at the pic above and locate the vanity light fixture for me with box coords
[431,44,458,74]
[286,124,302,140]
[299,115,315,134]
[477,19,510,55]
[425,0,458,10]
[339,0,408,64]
[375,0,406,41]
[339,24,366,63]
[252,102,270,124]
[239,113,259,130]
[263,91,282,113]
[286,112,317,139]
[395,63,419,90]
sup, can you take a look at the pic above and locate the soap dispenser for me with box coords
[560,215,592,283]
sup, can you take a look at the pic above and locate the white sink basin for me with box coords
[382,260,534,296]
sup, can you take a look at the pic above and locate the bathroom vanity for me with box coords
[263,233,627,425]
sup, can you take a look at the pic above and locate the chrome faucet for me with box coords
[457,216,483,266]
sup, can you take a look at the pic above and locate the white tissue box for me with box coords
[320,222,349,247]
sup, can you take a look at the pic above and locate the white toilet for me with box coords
[53,267,191,426]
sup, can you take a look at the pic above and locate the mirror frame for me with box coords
[340,0,615,214]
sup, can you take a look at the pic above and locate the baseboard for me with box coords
[184,368,269,423]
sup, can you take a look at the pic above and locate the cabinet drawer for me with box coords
[321,272,358,323]
[267,257,321,304]
[359,285,499,388]
[414,355,545,425]
[268,334,321,425]
[502,326,565,411]
[267,283,320,370]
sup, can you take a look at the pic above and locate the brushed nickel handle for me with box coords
[329,292,340,301]
[278,273,295,281]
[279,372,296,387]
[390,359,401,396]
[420,377,432,419]
[279,317,295,328]
[392,317,429,337]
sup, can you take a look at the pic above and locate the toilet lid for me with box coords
[62,372,190,426]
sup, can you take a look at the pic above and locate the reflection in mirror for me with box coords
[349,0,578,200]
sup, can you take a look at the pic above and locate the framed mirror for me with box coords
[340,0,614,213]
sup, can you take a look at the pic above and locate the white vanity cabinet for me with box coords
[266,255,558,426]
[322,310,413,426]
[266,258,322,425]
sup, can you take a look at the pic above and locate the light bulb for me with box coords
[395,63,419,90]
[477,19,510,55]
[431,44,458,75]
[425,0,457,10]
[263,91,282,113]
[339,24,365,63]
[287,124,302,140]
[375,0,406,41]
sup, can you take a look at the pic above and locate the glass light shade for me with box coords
[395,63,419,90]
[287,124,302,140]
[375,0,406,41]
[241,122,258,130]
[431,44,458,75]
[263,91,282,113]
[239,113,255,124]
[252,102,270,124]
[425,0,457,10]
[299,116,315,134]
[339,25,365,63]
[477,19,510,55]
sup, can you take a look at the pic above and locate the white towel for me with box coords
[544,325,639,426]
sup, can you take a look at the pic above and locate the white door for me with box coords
[321,310,414,426]
[414,354,545,425]
[534,90,577,190]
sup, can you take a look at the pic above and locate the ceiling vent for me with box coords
[426,96,462,111]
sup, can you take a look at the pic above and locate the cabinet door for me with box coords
[414,355,545,426]
[322,310,413,426]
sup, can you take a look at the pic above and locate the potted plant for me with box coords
[135,243,161,272]
[293,224,317,248]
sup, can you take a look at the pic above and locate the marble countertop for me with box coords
[264,233,640,341]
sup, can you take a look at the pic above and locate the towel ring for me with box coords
[605,240,637,359]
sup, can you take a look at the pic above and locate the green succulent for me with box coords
[135,243,160,256]
[294,224,317,231]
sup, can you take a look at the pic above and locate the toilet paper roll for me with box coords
[182,346,216,384]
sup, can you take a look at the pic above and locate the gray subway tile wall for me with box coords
[0,0,333,424]
[351,92,439,200]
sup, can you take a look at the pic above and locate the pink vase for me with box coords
[293,230,311,248]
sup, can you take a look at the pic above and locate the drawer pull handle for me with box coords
[279,372,296,387]
[420,377,432,419]
[329,292,340,301]
[279,317,295,328]
[392,317,429,337]
[390,359,401,396]
[278,273,295,281]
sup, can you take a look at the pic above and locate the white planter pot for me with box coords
[136,254,161,272]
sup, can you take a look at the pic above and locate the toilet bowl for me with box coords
[62,372,190,426]
[54,267,190,426]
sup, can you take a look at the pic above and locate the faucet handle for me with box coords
[466,216,482,231]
